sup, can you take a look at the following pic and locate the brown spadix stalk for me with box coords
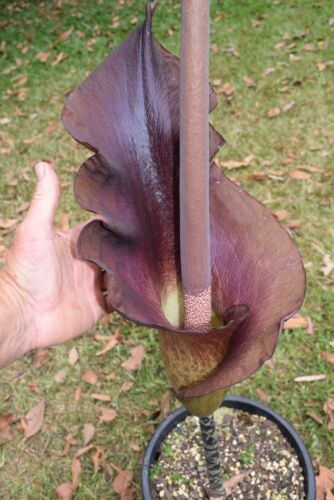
[180,0,212,331]
[180,1,225,498]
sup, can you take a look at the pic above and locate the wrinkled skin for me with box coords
[62,4,306,416]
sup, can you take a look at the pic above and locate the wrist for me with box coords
[0,269,35,367]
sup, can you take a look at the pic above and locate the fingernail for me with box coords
[35,162,46,179]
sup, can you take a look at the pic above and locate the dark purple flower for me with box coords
[62,5,305,416]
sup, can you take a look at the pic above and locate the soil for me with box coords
[150,407,306,499]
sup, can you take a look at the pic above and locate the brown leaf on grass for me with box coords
[96,337,118,356]
[54,369,68,384]
[225,471,252,496]
[216,82,234,96]
[112,469,133,500]
[36,51,51,62]
[157,392,170,423]
[274,209,289,221]
[294,374,326,382]
[284,315,308,329]
[0,218,18,229]
[317,62,327,72]
[75,444,95,458]
[91,393,112,402]
[130,443,141,452]
[321,255,334,277]
[119,381,133,394]
[74,387,81,402]
[321,352,334,365]
[243,75,256,87]
[32,348,49,367]
[248,172,267,181]
[267,107,281,118]
[83,423,95,445]
[92,446,104,475]
[121,345,145,371]
[0,413,15,441]
[58,28,73,41]
[303,43,315,52]
[316,466,334,500]
[323,399,334,430]
[23,400,45,439]
[99,408,117,423]
[282,100,295,113]
[61,433,76,457]
[68,347,79,365]
[307,411,323,425]
[55,483,73,500]
[52,52,66,65]
[298,164,324,174]
[82,370,98,385]
[289,170,311,180]
[285,220,302,229]
[71,458,81,491]
[220,155,254,170]
[256,388,269,403]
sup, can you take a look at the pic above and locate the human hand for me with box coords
[1,162,106,365]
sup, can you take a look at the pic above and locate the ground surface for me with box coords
[0,0,333,498]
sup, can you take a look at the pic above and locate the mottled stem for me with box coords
[199,415,225,499]
[180,0,212,331]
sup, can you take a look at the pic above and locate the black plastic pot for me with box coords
[141,395,316,499]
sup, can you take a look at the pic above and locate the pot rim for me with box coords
[141,395,316,500]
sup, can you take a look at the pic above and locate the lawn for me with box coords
[0,0,333,497]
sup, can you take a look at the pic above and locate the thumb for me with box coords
[24,162,61,230]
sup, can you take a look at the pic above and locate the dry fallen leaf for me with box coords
[130,443,141,452]
[54,369,68,384]
[274,209,290,221]
[112,469,133,500]
[119,380,134,394]
[71,458,81,491]
[225,471,251,496]
[99,408,118,423]
[256,388,269,403]
[294,374,326,382]
[83,423,95,445]
[23,400,45,439]
[267,107,281,118]
[92,446,104,475]
[75,444,95,458]
[321,255,334,277]
[32,348,49,367]
[307,411,323,425]
[0,218,18,229]
[91,393,112,402]
[74,387,81,402]
[304,43,315,52]
[36,51,51,62]
[61,434,76,457]
[0,413,15,442]
[68,347,79,365]
[157,392,170,423]
[217,82,234,96]
[82,370,98,385]
[289,170,311,180]
[283,315,308,329]
[321,352,334,365]
[316,466,334,500]
[243,75,256,87]
[220,155,254,170]
[121,345,145,371]
[52,52,66,65]
[96,337,118,356]
[323,399,334,430]
[55,483,73,500]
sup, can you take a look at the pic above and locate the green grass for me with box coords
[0,0,333,497]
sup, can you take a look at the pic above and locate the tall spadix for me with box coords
[180,0,211,330]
